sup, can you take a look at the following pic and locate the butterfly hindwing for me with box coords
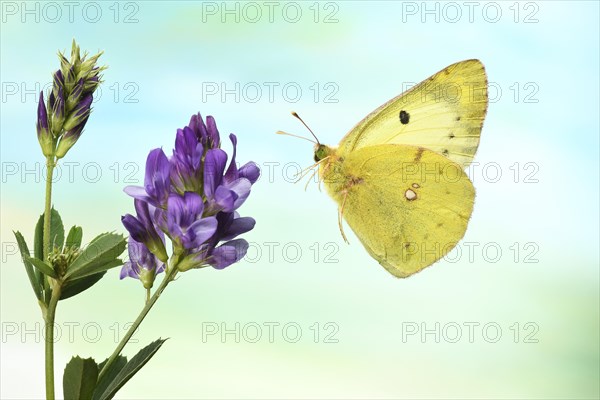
[322,144,475,277]
[338,59,487,168]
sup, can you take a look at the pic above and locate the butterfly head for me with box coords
[314,144,334,162]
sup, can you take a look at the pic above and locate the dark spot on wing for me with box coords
[442,149,449,157]
[456,116,461,121]
[399,110,410,125]
[449,132,455,139]
[436,222,443,228]
[414,147,424,162]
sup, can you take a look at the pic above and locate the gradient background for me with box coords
[1,1,598,399]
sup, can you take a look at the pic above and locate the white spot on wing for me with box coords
[405,189,417,201]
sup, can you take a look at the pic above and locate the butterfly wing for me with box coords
[338,59,487,168]
[322,144,475,278]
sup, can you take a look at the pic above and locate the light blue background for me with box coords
[1,1,598,398]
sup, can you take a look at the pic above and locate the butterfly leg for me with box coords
[338,191,350,244]
[304,168,319,191]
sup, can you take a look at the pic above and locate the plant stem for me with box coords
[43,156,55,259]
[43,155,57,400]
[98,266,179,382]
[44,283,61,400]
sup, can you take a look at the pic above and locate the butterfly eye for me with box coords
[399,110,410,125]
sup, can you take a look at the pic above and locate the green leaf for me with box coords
[33,214,44,287]
[68,259,123,281]
[92,356,127,400]
[50,208,65,250]
[13,231,42,300]
[60,271,107,300]
[65,233,126,280]
[66,225,83,248]
[63,356,99,400]
[26,256,57,278]
[34,208,65,253]
[95,339,167,400]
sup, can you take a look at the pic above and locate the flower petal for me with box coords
[144,148,171,206]
[228,178,252,210]
[121,214,147,243]
[120,261,139,279]
[204,149,227,199]
[205,115,220,148]
[239,162,260,184]
[189,216,218,248]
[209,239,249,269]
[123,185,151,203]
[214,186,236,213]
[166,194,186,234]
[224,134,238,183]
[222,217,256,241]
[183,191,204,219]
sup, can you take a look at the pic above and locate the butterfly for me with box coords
[279,59,488,278]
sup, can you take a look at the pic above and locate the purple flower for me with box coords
[121,199,168,262]
[188,113,220,149]
[124,149,171,208]
[122,112,259,276]
[170,126,204,194]
[224,134,260,184]
[49,87,66,136]
[37,92,53,156]
[120,236,165,289]
[178,212,255,271]
[56,93,93,158]
[163,192,217,250]
[38,41,105,158]
[204,134,259,214]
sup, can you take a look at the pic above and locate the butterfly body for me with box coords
[306,60,487,278]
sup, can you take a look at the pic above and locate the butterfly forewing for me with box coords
[338,59,488,168]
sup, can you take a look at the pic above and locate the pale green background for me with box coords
[1,1,599,399]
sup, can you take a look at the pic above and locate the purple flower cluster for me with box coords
[36,41,104,159]
[121,113,259,283]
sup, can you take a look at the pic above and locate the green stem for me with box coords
[43,156,55,259]
[98,266,179,382]
[43,156,57,400]
[44,283,61,400]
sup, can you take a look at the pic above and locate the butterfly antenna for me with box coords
[276,130,317,144]
[291,111,321,145]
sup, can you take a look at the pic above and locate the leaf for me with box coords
[33,208,65,301]
[50,208,65,250]
[67,259,123,281]
[34,208,65,253]
[33,214,44,287]
[92,356,127,400]
[60,271,107,300]
[26,256,57,278]
[13,231,42,300]
[63,356,98,400]
[66,225,83,248]
[65,233,126,280]
[95,339,167,400]
[34,214,44,260]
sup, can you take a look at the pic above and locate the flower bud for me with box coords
[36,92,54,157]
